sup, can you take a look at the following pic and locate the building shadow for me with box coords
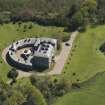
[6,52,47,72]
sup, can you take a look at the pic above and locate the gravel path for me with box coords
[47,31,78,75]
[2,31,78,80]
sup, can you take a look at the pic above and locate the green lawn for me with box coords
[62,25,105,83]
[2,23,105,105]
[0,22,68,81]
[54,72,105,105]
[53,25,105,105]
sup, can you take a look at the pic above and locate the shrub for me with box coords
[30,76,71,104]
[53,34,62,50]
[62,35,70,42]
[7,68,18,80]
[57,39,62,50]
[28,24,33,29]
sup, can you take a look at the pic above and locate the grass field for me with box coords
[0,22,68,81]
[1,23,105,105]
[62,25,105,83]
[54,72,105,105]
[53,25,105,105]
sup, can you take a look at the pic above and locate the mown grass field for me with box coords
[62,25,105,83]
[54,72,105,105]
[0,22,68,81]
[53,25,105,105]
[1,23,105,105]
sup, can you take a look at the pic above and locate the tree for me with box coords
[53,34,62,50]
[16,83,47,105]
[80,0,97,23]
[69,11,85,31]
[30,75,71,104]
[67,0,97,31]
[0,80,25,105]
[28,23,33,29]
[3,91,26,105]
[7,68,18,82]
[97,0,105,24]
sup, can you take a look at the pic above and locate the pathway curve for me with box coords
[2,31,78,79]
